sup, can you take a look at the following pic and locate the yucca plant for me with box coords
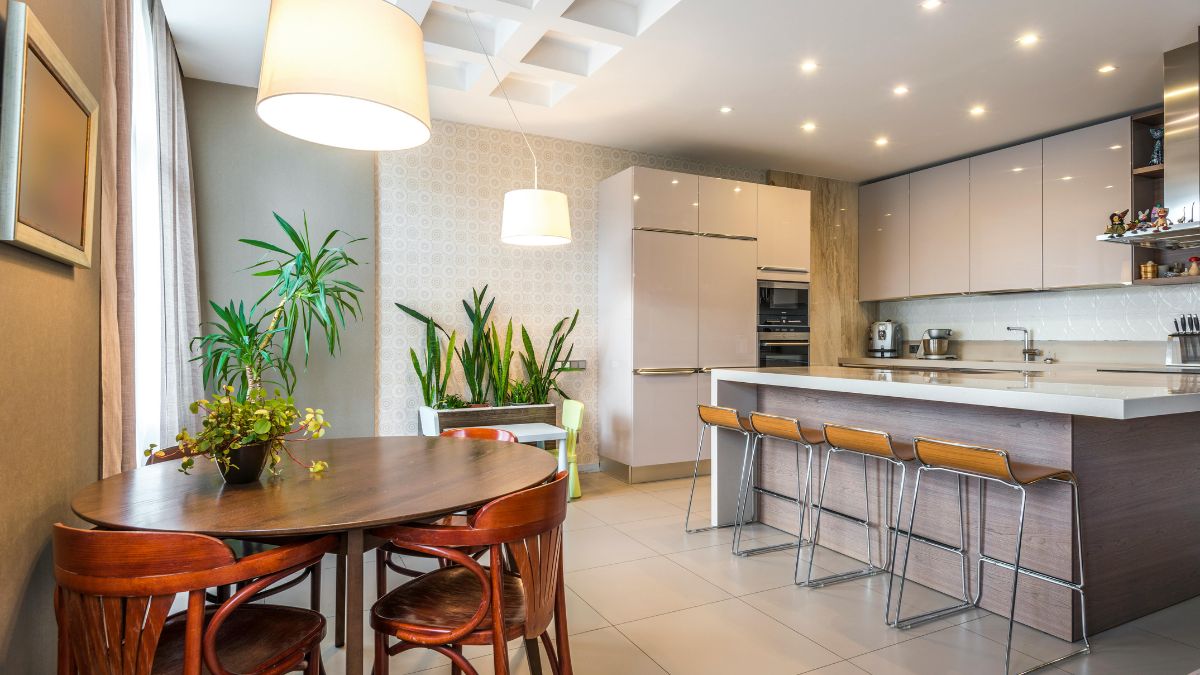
[192,300,295,396]
[519,310,580,404]
[485,319,515,406]
[457,285,494,404]
[394,302,458,407]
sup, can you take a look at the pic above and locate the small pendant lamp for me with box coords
[256,0,431,151]
[466,10,571,246]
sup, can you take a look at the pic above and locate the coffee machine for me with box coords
[868,320,902,358]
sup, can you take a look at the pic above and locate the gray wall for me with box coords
[183,78,376,436]
[0,0,104,672]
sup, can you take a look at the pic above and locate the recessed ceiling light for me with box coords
[1109,144,1122,150]
[1105,185,1114,189]
[633,195,640,201]
[919,0,943,9]
[1098,64,1117,74]
[969,105,986,116]
[801,121,817,132]
[1061,176,1073,181]
[692,202,699,207]
[1012,167,1024,172]
[800,60,819,73]
[719,106,733,114]
[885,213,892,217]
[875,136,889,146]
[734,186,743,193]
[1016,33,1039,47]
[893,85,910,96]
[671,179,679,184]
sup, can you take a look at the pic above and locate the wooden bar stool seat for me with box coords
[684,405,757,534]
[893,437,1091,675]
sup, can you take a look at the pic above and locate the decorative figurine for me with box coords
[1149,127,1164,165]
[1151,205,1170,231]
[1105,209,1129,236]
[1133,209,1152,232]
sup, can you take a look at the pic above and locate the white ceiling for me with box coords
[163,0,1200,182]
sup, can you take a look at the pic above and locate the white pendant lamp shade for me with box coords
[255,0,431,151]
[501,189,572,246]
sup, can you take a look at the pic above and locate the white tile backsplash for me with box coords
[879,284,1200,341]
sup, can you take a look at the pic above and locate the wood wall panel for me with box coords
[766,171,875,366]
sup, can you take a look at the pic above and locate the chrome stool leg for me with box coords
[892,471,974,628]
[799,447,889,587]
[684,423,735,534]
[733,436,813,556]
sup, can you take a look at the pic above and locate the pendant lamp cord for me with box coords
[466,9,539,188]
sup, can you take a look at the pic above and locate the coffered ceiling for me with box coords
[163,0,1200,181]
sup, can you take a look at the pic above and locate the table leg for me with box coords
[335,551,346,647]
[346,528,365,675]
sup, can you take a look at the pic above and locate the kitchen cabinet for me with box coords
[970,140,1043,293]
[757,184,812,274]
[910,159,970,296]
[859,175,910,300]
[632,230,698,369]
[633,167,698,232]
[1042,118,1132,288]
[631,372,700,467]
[698,237,757,368]
[699,176,757,237]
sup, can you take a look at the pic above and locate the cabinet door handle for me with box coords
[760,341,810,347]
[758,266,809,273]
[633,367,699,375]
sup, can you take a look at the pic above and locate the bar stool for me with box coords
[685,404,756,533]
[801,423,969,618]
[728,412,819,556]
[894,437,1090,675]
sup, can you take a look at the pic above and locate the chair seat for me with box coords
[152,605,324,674]
[371,565,525,644]
[1009,461,1074,485]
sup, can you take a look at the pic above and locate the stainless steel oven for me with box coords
[758,280,810,367]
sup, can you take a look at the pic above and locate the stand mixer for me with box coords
[920,328,956,360]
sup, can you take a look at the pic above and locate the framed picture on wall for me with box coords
[0,0,99,268]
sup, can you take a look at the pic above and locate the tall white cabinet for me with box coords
[599,167,807,481]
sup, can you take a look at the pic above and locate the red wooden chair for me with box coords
[53,523,336,675]
[368,471,571,675]
[439,428,519,442]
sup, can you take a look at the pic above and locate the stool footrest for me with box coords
[895,599,977,629]
[810,503,868,528]
[979,554,1083,591]
[750,486,803,505]
[733,538,806,557]
[887,525,965,556]
[685,523,734,534]
[798,563,886,588]
[1017,646,1091,675]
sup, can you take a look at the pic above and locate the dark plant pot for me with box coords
[220,442,271,485]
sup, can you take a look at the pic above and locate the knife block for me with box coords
[1167,334,1200,365]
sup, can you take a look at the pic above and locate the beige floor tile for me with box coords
[742,579,951,659]
[1050,623,1200,675]
[635,475,706,493]
[618,598,840,674]
[612,512,782,555]
[564,504,606,531]
[806,662,870,675]
[877,576,987,627]
[565,556,731,624]
[424,627,667,675]
[558,587,611,635]
[849,625,1057,675]
[578,471,639,498]
[960,614,1092,666]
[666,537,812,596]
[563,525,658,572]
[1129,595,1200,649]
[572,491,686,525]
[645,486,704,509]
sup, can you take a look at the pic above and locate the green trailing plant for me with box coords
[437,393,469,410]
[393,302,457,407]
[508,378,533,404]
[519,310,580,404]
[144,387,329,475]
[485,319,515,406]
[457,286,494,404]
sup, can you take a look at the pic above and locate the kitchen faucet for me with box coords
[1006,326,1041,362]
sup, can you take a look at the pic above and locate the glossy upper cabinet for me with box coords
[633,167,698,232]
[859,175,911,300]
[632,230,698,369]
[1042,118,1132,288]
[757,184,812,274]
[699,176,757,237]
[698,238,758,368]
[909,160,970,296]
[969,141,1043,293]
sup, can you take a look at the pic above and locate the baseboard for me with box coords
[598,456,709,484]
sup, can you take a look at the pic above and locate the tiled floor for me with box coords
[301,471,1200,675]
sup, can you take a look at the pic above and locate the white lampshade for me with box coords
[501,189,572,246]
[255,0,431,151]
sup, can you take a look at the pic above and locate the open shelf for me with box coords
[1132,164,1166,178]
[1133,274,1200,286]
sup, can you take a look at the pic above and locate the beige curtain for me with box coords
[150,0,204,446]
[101,0,136,477]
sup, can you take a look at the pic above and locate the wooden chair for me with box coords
[53,523,336,675]
[368,471,571,675]
[145,446,324,612]
[440,427,519,442]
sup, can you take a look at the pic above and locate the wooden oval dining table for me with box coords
[71,435,559,675]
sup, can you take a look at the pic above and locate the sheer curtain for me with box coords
[130,0,204,464]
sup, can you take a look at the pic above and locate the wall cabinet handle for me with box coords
[633,367,699,375]
[758,266,809,273]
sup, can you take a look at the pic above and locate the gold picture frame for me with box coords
[0,0,99,268]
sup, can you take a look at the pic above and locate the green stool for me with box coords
[562,400,584,499]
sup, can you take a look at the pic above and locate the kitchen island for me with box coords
[708,366,1200,641]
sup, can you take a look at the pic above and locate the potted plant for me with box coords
[458,286,494,405]
[519,310,580,404]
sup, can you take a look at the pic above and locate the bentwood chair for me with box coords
[53,523,335,675]
[146,446,324,612]
[894,437,1090,674]
[369,472,572,675]
[440,427,519,442]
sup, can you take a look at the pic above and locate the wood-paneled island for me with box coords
[708,366,1200,641]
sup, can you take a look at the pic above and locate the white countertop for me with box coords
[710,366,1200,419]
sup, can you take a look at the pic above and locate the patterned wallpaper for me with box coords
[376,120,764,466]
[879,283,1199,341]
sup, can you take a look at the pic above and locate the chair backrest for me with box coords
[748,412,819,445]
[53,524,333,675]
[440,427,518,442]
[697,404,750,432]
[913,436,1016,483]
[823,423,898,459]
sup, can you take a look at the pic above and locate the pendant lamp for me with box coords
[256,0,431,151]
[466,10,572,246]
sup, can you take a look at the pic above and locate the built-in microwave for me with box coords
[758,280,809,367]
